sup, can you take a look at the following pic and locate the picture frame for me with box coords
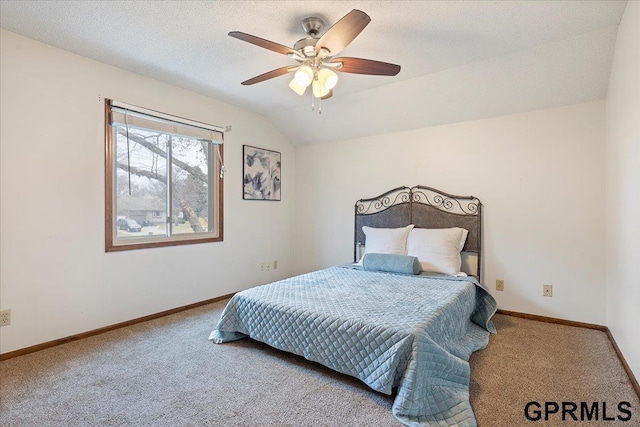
[243,145,281,201]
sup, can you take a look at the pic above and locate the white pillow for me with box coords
[407,228,469,275]
[361,225,414,259]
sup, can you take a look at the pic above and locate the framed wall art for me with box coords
[243,145,281,201]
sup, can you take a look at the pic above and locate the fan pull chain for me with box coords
[319,96,322,114]
[310,89,315,111]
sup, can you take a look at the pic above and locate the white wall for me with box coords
[605,1,640,378]
[0,30,296,354]
[295,101,606,325]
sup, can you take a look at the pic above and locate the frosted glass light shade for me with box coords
[294,66,313,87]
[312,80,330,98]
[318,68,338,90]
[289,78,306,96]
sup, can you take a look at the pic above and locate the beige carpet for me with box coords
[470,315,638,426]
[0,300,637,426]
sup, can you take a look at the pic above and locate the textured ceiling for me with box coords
[0,1,627,145]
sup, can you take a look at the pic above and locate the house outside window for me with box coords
[105,99,224,251]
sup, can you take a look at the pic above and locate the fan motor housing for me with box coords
[294,37,319,57]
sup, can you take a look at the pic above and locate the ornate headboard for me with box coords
[354,185,483,279]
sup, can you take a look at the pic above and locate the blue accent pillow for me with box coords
[362,253,421,275]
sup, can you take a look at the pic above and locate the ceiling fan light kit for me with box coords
[288,78,307,96]
[312,79,330,99]
[229,9,401,114]
[294,65,314,87]
[318,68,338,90]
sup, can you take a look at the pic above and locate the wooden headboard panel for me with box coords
[354,185,483,279]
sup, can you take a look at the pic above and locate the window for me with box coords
[105,99,224,251]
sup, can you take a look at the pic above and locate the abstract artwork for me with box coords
[243,145,281,201]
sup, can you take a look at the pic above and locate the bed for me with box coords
[210,185,497,427]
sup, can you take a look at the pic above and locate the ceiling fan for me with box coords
[229,9,401,112]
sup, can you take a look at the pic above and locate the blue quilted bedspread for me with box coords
[210,266,497,426]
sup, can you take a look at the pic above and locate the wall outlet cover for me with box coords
[0,309,11,327]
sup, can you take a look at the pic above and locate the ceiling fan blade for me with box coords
[229,31,295,56]
[241,66,297,85]
[331,57,401,76]
[315,9,371,56]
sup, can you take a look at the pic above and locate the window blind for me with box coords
[110,102,224,143]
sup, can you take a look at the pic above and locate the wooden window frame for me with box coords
[105,99,224,252]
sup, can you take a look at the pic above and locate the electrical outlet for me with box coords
[266,262,271,271]
[495,279,504,291]
[543,284,553,297]
[259,262,265,271]
[273,260,278,270]
[0,309,11,327]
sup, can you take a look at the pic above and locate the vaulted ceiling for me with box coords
[0,1,627,145]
